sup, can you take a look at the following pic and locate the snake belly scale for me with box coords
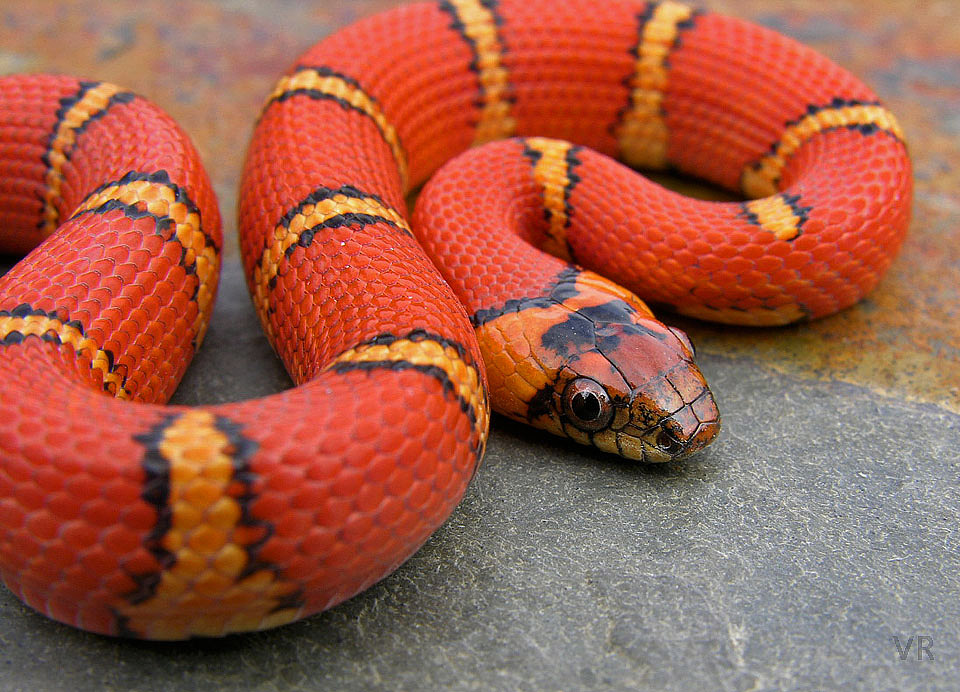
[0,0,910,638]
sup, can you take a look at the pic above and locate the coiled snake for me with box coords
[0,0,911,638]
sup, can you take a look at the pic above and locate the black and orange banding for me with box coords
[616,0,698,169]
[742,98,906,198]
[439,0,515,144]
[523,137,583,263]
[327,329,490,462]
[71,170,219,348]
[119,411,302,640]
[252,185,411,337]
[740,193,812,242]
[264,66,409,187]
[40,81,137,236]
[0,0,914,638]
[0,304,132,397]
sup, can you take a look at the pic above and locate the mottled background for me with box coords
[0,1,957,691]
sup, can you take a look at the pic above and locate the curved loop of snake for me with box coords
[0,0,910,638]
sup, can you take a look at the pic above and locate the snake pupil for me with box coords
[562,378,613,432]
[572,391,601,422]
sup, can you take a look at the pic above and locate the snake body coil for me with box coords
[0,0,910,638]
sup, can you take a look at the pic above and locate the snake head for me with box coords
[535,315,720,462]
[477,270,720,462]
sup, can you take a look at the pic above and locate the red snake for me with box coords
[0,0,911,638]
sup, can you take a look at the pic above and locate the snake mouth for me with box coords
[659,417,721,460]
[625,389,721,462]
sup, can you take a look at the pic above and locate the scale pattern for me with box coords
[0,0,910,638]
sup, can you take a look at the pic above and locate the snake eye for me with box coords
[667,326,696,358]
[562,378,614,432]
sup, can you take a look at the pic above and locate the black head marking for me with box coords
[540,312,596,357]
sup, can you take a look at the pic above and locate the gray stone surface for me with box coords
[0,258,956,691]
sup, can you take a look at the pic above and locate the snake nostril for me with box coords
[656,429,684,455]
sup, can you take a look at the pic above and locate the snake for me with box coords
[0,0,910,639]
